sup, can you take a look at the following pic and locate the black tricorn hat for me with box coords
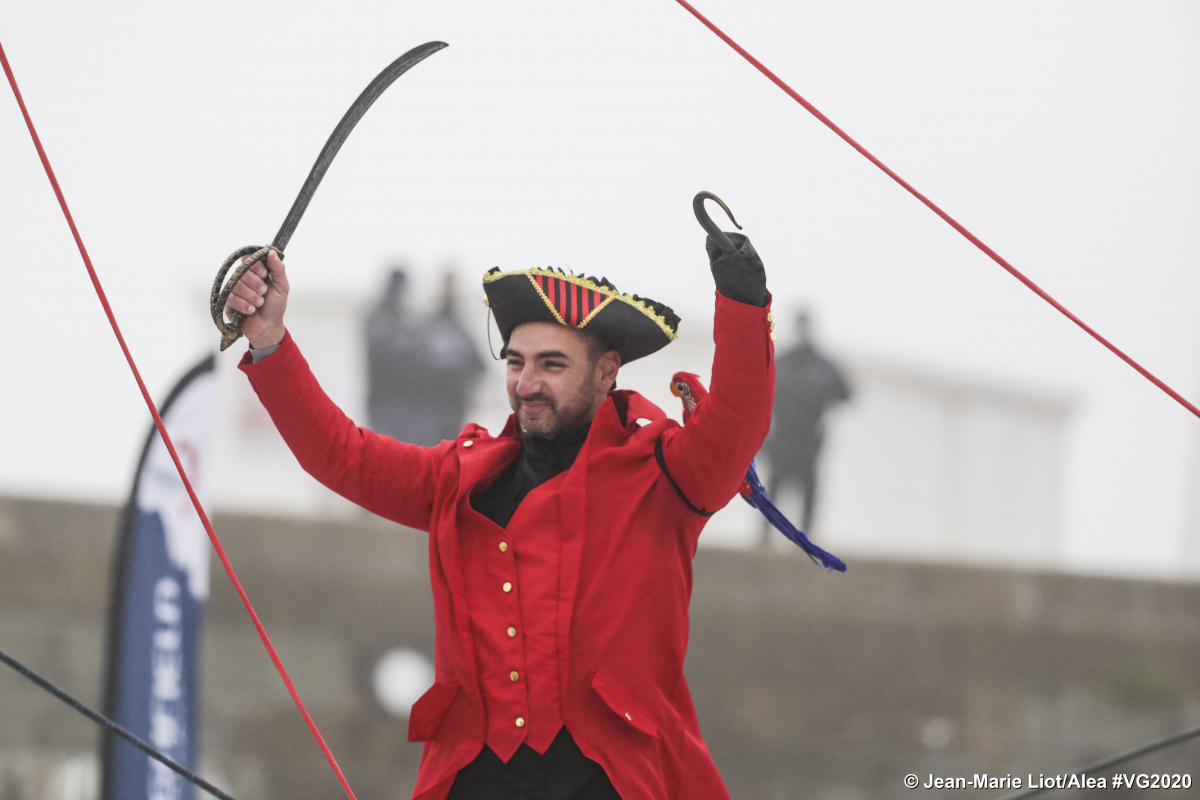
[483,267,680,364]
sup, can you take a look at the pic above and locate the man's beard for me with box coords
[512,381,595,439]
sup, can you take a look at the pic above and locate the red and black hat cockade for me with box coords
[483,267,680,364]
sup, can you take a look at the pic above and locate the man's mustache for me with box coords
[517,392,555,408]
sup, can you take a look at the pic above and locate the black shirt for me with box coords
[469,421,591,528]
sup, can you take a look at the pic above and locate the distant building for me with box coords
[817,355,1071,569]
[208,292,1073,573]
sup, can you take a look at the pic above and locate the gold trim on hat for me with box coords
[526,274,567,326]
[484,267,678,341]
[578,295,615,329]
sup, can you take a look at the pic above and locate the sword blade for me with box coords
[271,40,448,252]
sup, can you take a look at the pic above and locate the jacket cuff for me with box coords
[714,288,774,319]
[238,329,298,376]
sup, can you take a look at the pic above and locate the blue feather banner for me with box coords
[102,356,216,800]
[741,460,847,572]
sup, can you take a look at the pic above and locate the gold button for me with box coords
[499,542,508,552]
[463,440,473,448]
[510,671,519,681]
[515,717,525,728]
[767,312,774,322]
[770,332,777,342]
[507,627,517,637]
[624,713,632,721]
[503,582,512,592]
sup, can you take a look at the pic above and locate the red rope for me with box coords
[0,41,359,800]
[673,0,1200,420]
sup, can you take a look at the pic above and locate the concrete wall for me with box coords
[1,495,1197,800]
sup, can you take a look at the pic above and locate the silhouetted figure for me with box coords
[366,268,422,440]
[421,273,486,443]
[365,269,485,446]
[760,312,851,544]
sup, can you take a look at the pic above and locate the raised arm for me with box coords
[659,233,775,513]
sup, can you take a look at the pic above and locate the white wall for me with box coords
[817,359,1070,569]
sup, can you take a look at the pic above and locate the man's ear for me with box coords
[598,350,620,390]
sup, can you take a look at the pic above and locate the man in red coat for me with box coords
[224,230,776,800]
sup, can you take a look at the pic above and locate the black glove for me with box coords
[706,232,767,308]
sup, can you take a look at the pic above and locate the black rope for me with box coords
[0,647,239,800]
[995,722,1200,800]
[655,438,715,517]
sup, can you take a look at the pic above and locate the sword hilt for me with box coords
[210,244,283,351]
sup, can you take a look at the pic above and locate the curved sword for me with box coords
[211,41,448,350]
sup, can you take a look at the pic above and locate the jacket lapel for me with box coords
[437,421,521,692]
[456,422,521,494]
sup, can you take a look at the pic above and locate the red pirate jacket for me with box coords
[239,290,775,800]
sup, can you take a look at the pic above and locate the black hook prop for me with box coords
[693,191,743,255]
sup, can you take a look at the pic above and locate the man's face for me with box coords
[505,322,611,439]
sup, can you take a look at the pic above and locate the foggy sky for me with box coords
[2,0,1198,577]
